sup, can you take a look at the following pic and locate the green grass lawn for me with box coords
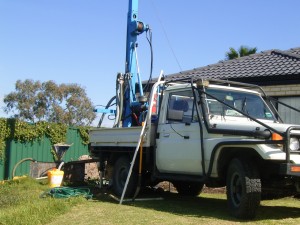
[0,178,86,225]
[48,192,300,225]
[1,178,300,225]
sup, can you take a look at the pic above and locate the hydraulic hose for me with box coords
[97,73,124,128]
[144,28,153,93]
[117,77,124,127]
[114,73,124,128]
[98,96,117,127]
[114,74,121,127]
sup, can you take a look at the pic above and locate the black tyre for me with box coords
[112,156,137,197]
[226,158,261,219]
[173,181,204,196]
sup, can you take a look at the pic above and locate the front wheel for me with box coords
[112,156,137,197]
[226,158,261,219]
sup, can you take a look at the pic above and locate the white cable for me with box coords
[149,0,183,71]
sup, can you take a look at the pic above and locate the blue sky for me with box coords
[1,0,300,126]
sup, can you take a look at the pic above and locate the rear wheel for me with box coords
[226,158,261,219]
[112,156,137,197]
[173,181,204,196]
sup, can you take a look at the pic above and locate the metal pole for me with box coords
[119,120,147,204]
[119,71,164,204]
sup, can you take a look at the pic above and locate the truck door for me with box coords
[156,89,202,175]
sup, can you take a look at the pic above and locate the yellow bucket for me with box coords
[48,168,64,188]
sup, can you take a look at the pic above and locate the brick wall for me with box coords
[261,84,300,97]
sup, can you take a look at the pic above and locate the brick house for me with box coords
[165,47,300,124]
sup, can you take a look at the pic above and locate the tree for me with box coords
[4,79,96,126]
[225,46,257,60]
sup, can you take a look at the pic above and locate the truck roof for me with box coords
[208,84,260,95]
[164,79,261,96]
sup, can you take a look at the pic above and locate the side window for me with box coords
[167,90,197,123]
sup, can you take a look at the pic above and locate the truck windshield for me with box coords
[205,88,275,120]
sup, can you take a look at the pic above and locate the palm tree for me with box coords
[225,46,257,60]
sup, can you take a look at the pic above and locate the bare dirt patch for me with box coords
[156,181,226,194]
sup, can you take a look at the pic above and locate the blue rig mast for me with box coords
[119,0,149,127]
[95,0,150,128]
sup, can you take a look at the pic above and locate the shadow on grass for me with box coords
[133,192,233,221]
[93,188,300,222]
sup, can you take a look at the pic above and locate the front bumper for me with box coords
[280,163,300,177]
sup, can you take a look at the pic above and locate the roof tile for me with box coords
[166,47,300,81]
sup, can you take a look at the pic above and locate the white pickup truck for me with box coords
[89,78,300,219]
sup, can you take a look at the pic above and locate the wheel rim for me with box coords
[230,171,242,207]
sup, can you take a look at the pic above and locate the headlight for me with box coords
[289,137,300,151]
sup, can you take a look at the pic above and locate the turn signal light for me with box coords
[272,133,283,141]
[291,166,300,172]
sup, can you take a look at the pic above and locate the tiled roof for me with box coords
[286,47,300,56]
[166,47,300,82]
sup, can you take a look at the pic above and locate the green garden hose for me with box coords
[41,187,93,199]
[12,158,36,179]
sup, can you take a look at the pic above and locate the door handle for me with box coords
[163,133,170,137]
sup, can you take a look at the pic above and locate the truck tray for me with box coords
[89,125,156,148]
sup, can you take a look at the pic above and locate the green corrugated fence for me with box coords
[0,127,89,180]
